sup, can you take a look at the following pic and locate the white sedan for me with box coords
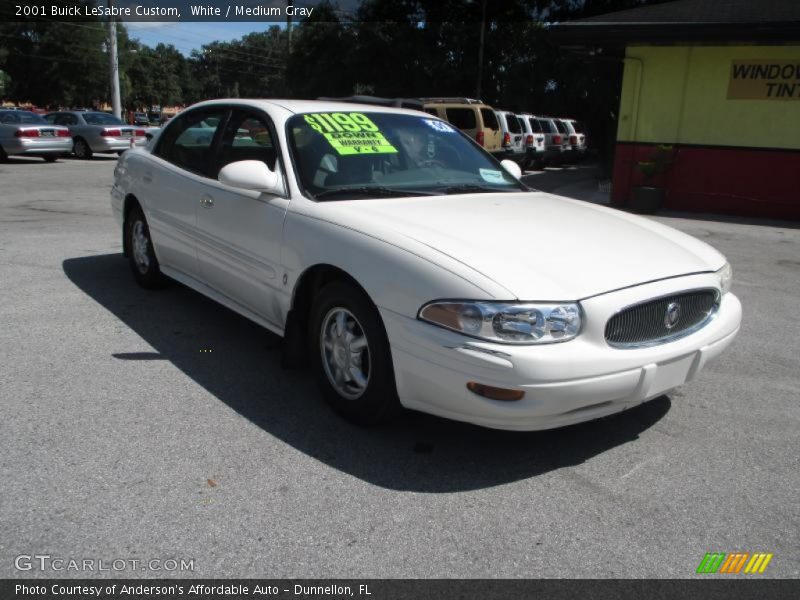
[111,99,741,431]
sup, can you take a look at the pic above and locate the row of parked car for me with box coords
[319,96,589,170]
[424,99,587,170]
[0,108,147,161]
[1,97,587,167]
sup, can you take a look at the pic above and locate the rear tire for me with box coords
[125,205,166,289]
[73,138,93,160]
[0,145,7,162]
[310,281,401,425]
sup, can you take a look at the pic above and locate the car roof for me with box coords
[186,98,431,119]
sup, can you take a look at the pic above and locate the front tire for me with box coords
[310,281,400,425]
[125,205,166,288]
[73,138,93,160]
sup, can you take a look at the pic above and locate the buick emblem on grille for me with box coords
[664,302,681,329]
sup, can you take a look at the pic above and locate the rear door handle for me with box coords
[200,195,215,209]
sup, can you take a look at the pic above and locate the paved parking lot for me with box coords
[1,156,798,578]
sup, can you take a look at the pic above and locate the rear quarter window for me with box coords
[480,108,499,130]
[507,114,522,134]
[537,119,553,133]
[445,107,477,130]
[554,120,568,134]
[528,118,542,133]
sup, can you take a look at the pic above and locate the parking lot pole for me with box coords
[476,0,487,100]
[107,0,122,120]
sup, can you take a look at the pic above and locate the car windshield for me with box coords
[289,111,526,200]
[0,111,47,124]
[83,112,124,126]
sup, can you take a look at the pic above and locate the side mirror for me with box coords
[500,159,523,180]
[218,160,282,195]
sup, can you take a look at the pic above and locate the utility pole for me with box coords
[107,0,122,119]
[287,0,293,55]
[475,0,487,100]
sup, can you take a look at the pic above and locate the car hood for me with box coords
[312,191,726,300]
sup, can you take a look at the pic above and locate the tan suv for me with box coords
[421,98,502,156]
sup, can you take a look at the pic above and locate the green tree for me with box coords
[0,9,108,107]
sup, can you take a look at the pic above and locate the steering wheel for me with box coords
[419,159,449,170]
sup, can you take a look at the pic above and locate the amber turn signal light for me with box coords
[467,382,525,401]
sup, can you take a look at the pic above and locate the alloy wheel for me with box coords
[320,307,371,400]
[131,220,150,274]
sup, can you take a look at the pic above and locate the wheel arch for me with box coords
[121,193,141,257]
[282,263,380,367]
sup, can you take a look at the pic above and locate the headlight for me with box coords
[418,301,581,344]
[716,262,732,295]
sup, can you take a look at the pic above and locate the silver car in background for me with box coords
[44,111,146,159]
[0,110,72,162]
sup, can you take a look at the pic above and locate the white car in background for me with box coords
[494,109,526,165]
[561,117,589,157]
[111,99,741,431]
[517,113,546,169]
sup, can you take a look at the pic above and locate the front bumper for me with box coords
[4,137,72,156]
[381,273,742,431]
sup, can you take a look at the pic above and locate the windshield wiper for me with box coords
[441,184,518,195]
[314,186,437,200]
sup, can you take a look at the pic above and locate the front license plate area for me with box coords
[649,353,695,397]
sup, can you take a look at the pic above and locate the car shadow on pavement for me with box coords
[64,253,671,493]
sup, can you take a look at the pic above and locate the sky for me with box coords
[125,22,276,55]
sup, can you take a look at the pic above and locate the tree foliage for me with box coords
[0,0,663,151]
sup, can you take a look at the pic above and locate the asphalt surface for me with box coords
[1,156,798,579]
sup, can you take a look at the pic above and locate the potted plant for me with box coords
[630,144,674,214]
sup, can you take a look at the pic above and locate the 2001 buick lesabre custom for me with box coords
[111,99,741,430]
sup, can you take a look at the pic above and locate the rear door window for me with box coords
[480,108,499,130]
[537,119,553,133]
[554,119,568,134]
[445,107,477,130]
[528,118,542,133]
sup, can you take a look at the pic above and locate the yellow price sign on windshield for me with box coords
[304,113,398,155]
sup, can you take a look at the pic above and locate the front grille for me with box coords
[605,289,719,348]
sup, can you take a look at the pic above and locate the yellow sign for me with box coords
[728,60,800,100]
[304,113,398,155]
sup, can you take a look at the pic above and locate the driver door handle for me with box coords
[200,195,215,209]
